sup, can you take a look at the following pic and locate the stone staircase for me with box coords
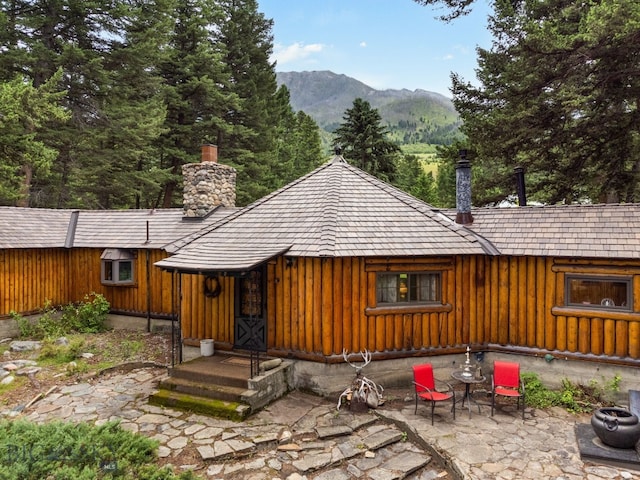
[196,401,447,479]
[149,353,293,421]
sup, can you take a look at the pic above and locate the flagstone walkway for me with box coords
[2,366,638,479]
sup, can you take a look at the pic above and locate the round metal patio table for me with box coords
[451,369,486,418]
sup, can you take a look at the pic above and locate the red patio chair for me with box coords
[412,363,456,425]
[491,360,525,419]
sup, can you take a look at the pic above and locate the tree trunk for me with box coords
[16,164,33,207]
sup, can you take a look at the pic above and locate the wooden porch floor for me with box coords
[171,352,259,385]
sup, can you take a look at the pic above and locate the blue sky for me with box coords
[257,0,493,97]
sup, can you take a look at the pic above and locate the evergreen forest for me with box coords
[2,0,639,210]
[0,0,324,209]
[417,0,640,206]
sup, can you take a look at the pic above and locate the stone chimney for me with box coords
[182,144,236,217]
[455,150,473,225]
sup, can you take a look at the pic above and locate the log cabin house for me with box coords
[2,146,640,397]
[0,145,238,343]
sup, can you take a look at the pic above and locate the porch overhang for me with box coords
[155,244,292,274]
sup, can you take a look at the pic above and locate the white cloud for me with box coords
[359,41,367,48]
[452,45,470,55]
[271,42,325,65]
[440,45,471,62]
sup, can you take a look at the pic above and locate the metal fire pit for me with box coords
[591,407,640,449]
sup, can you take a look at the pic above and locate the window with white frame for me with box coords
[376,272,441,305]
[100,249,135,285]
[565,275,631,310]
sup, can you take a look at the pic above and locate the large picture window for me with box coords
[566,275,631,310]
[101,249,135,285]
[377,272,441,305]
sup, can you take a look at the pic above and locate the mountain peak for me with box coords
[276,71,461,145]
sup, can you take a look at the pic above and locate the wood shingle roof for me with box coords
[460,203,640,259]
[73,209,234,249]
[0,207,74,248]
[156,156,496,272]
[0,207,236,250]
[4,159,640,267]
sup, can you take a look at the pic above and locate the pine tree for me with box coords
[268,85,297,187]
[0,0,323,208]
[1,1,114,207]
[413,170,437,205]
[217,0,282,205]
[395,154,437,205]
[333,98,401,183]
[418,0,640,204]
[68,0,173,209]
[155,0,237,208]
[0,0,176,208]
[0,73,69,205]
[292,110,325,177]
[433,144,458,208]
[412,0,478,20]
[269,86,325,186]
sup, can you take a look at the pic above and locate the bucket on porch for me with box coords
[200,339,214,357]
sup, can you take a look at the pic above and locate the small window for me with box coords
[377,272,441,305]
[566,275,631,310]
[101,249,135,285]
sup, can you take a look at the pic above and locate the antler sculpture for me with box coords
[342,349,372,376]
[337,349,383,410]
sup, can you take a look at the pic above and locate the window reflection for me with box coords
[566,275,630,310]
[377,272,441,304]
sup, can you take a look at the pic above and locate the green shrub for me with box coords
[522,372,620,414]
[12,310,36,338]
[37,304,69,339]
[558,378,591,413]
[585,374,621,406]
[14,294,111,340]
[0,419,199,479]
[14,301,69,339]
[62,293,110,334]
[38,337,86,365]
[521,372,558,409]
[120,340,143,359]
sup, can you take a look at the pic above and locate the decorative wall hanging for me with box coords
[204,275,222,298]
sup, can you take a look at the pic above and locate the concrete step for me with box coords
[362,428,405,450]
[148,388,251,421]
[159,354,293,419]
[159,376,249,403]
[169,362,249,389]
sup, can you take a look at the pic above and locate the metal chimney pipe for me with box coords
[455,150,474,225]
[514,166,527,206]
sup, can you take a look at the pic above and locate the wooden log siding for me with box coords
[179,273,234,344]
[0,248,71,316]
[0,248,177,319]
[67,248,176,317]
[177,255,640,360]
[8,247,640,363]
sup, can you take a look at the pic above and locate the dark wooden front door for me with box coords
[234,267,267,352]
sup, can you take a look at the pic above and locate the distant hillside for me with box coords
[276,70,462,146]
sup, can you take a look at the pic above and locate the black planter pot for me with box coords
[591,407,640,449]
